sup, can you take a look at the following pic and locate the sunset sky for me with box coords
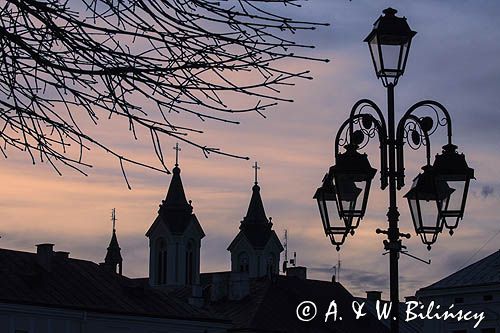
[1,0,500,299]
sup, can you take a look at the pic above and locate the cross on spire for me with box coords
[111,208,117,232]
[173,143,181,167]
[252,161,260,185]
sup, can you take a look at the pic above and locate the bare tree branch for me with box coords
[0,0,328,179]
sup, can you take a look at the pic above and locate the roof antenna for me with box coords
[282,229,288,273]
[173,142,181,167]
[337,252,341,283]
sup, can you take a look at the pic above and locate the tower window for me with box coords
[156,238,167,285]
[186,240,195,284]
[238,252,249,273]
[267,253,276,275]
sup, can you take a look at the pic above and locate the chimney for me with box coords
[286,266,307,280]
[366,291,382,302]
[331,274,336,283]
[36,243,54,271]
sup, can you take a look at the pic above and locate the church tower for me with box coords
[146,144,205,287]
[227,163,283,278]
[103,208,123,275]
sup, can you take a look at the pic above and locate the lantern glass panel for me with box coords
[326,199,342,229]
[401,41,409,68]
[380,43,402,76]
[335,174,364,217]
[409,198,420,230]
[419,199,442,232]
[317,199,325,219]
[437,177,466,216]
[315,187,339,233]
[317,198,328,231]
[369,35,382,74]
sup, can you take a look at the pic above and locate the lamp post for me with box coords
[314,8,474,333]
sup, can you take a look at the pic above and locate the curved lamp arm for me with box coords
[335,113,388,189]
[396,100,451,189]
[348,99,387,136]
[401,100,452,144]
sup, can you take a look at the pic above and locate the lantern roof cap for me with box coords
[332,144,377,179]
[404,166,454,201]
[433,144,475,178]
[313,170,336,201]
[364,7,416,43]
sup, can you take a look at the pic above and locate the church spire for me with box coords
[242,162,269,226]
[151,143,194,237]
[104,208,123,275]
[146,144,205,287]
[160,143,192,213]
[227,162,283,278]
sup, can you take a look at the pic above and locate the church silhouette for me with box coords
[0,158,388,332]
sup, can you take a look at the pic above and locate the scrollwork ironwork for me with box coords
[334,99,454,191]
[335,100,389,189]
[396,100,453,189]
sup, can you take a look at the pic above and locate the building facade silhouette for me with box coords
[0,162,389,333]
[416,250,500,333]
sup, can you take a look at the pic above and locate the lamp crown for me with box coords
[364,7,416,87]
[433,144,475,179]
[383,7,398,16]
[334,145,377,180]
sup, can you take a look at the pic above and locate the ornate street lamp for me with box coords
[404,166,454,249]
[432,144,475,233]
[314,143,377,250]
[313,169,350,250]
[331,144,376,233]
[315,8,474,333]
[364,7,417,87]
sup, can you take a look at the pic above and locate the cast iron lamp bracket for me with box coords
[396,100,453,189]
[335,104,389,189]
